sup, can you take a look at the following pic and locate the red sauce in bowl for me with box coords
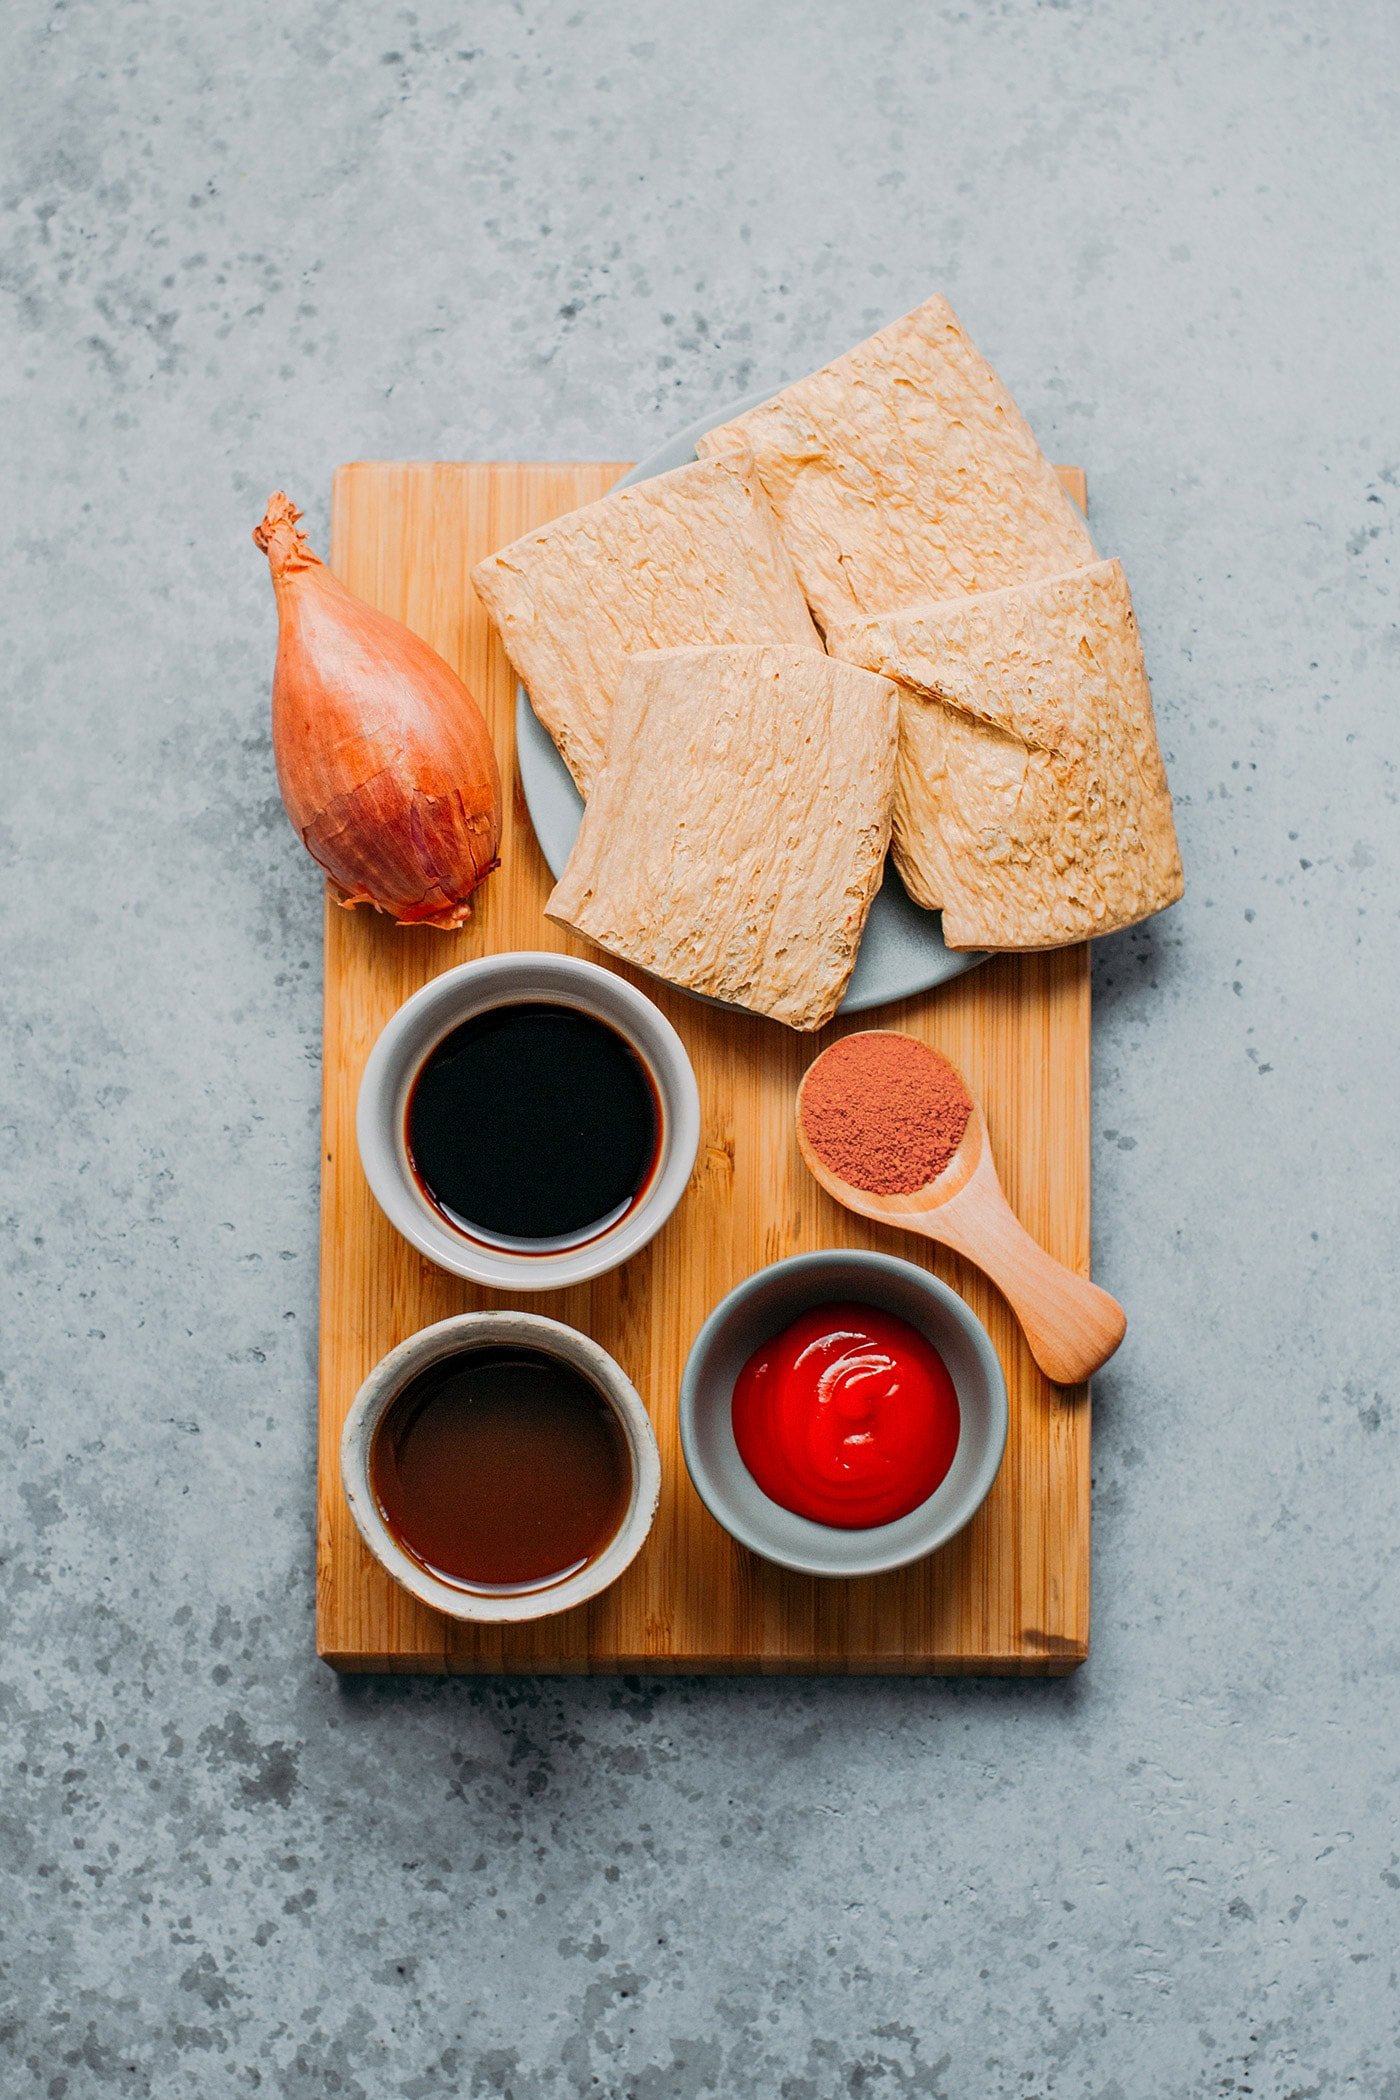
[731,1302,960,1529]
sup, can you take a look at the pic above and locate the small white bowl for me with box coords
[679,1250,1008,1578]
[341,1312,662,1624]
[356,951,701,1290]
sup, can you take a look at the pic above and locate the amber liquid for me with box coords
[370,1348,633,1593]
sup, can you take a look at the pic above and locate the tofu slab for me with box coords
[697,296,1095,633]
[545,644,898,1030]
[471,455,820,793]
[829,561,1183,950]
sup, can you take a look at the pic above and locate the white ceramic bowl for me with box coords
[340,1312,662,1624]
[679,1250,1008,1578]
[356,952,701,1290]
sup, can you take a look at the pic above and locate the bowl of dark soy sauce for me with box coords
[341,1312,661,1623]
[356,953,701,1289]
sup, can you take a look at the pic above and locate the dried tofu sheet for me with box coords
[471,454,819,793]
[831,561,1183,951]
[546,644,898,1030]
[698,295,1095,634]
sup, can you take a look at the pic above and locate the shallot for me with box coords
[254,493,501,928]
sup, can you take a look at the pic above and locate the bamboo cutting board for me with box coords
[318,460,1092,1674]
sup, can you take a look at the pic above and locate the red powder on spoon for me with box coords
[799,1033,973,1195]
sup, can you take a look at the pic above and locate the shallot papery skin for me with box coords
[254,493,502,929]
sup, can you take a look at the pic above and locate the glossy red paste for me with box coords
[731,1302,960,1529]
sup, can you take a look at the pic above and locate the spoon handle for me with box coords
[925,1176,1126,1387]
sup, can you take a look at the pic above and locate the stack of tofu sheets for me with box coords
[472,296,1184,1031]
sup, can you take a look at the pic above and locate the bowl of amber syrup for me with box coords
[341,1312,661,1623]
[679,1250,1008,1578]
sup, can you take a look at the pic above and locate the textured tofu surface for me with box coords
[829,560,1183,949]
[470,455,819,792]
[697,296,1095,633]
[545,643,898,1029]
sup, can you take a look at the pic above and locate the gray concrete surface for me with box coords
[3,1,1397,2093]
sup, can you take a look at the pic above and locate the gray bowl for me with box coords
[356,951,700,1292]
[341,1312,662,1624]
[679,1251,1008,1578]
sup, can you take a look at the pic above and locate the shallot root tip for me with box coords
[253,491,320,577]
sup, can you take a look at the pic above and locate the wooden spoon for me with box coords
[796,1033,1126,1387]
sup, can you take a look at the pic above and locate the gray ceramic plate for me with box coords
[513,391,986,1016]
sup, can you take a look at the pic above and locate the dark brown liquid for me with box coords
[370,1347,633,1593]
[406,1002,660,1248]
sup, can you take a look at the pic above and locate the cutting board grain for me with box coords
[317,460,1092,1674]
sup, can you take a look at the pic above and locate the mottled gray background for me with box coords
[3,1,1397,2093]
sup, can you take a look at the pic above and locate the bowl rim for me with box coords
[355,951,701,1290]
[340,1310,662,1623]
[678,1249,1009,1577]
